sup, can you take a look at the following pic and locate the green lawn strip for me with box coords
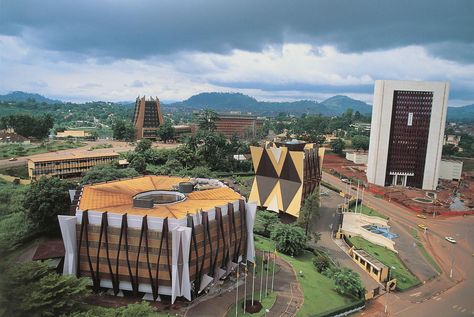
[225,292,277,317]
[410,229,442,274]
[349,204,388,219]
[347,236,420,291]
[254,236,356,317]
[0,165,29,179]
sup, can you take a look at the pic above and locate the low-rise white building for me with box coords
[439,159,463,181]
[346,152,368,165]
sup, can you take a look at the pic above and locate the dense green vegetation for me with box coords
[348,236,420,290]
[0,180,33,254]
[23,177,72,235]
[0,114,53,139]
[0,261,90,317]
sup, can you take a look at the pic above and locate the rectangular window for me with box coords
[407,112,413,126]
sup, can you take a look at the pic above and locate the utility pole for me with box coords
[271,250,276,292]
[251,261,255,306]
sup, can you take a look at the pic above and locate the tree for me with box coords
[254,210,279,237]
[112,119,135,141]
[197,108,219,132]
[442,144,458,156]
[23,177,71,235]
[81,164,139,185]
[135,138,152,153]
[130,155,147,174]
[157,121,175,142]
[352,135,369,151]
[333,267,365,298]
[313,253,331,273]
[0,114,53,139]
[330,138,345,155]
[270,224,308,256]
[297,189,320,235]
[0,260,90,317]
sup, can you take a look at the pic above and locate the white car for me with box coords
[341,178,349,183]
[445,236,456,244]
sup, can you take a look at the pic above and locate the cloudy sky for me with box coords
[1,0,473,106]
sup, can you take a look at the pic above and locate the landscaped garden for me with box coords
[347,236,420,290]
[255,236,359,317]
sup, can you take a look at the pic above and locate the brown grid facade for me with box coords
[215,115,263,138]
[385,90,433,188]
[76,200,248,300]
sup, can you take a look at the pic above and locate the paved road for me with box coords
[323,172,474,316]
[313,189,381,291]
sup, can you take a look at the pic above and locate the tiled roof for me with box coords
[78,176,242,219]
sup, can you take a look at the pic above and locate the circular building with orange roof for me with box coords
[58,175,257,303]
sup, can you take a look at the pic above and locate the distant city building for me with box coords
[215,113,263,138]
[444,134,461,147]
[367,80,449,190]
[345,151,368,165]
[132,96,164,140]
[58,176,256,303]
[56,130,93,140]
[28,150,120,179]
[249,140,324,218]
[439,159,463,181]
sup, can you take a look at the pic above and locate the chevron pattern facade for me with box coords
[249,142,325,217]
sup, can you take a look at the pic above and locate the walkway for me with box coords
[185,250,303,317]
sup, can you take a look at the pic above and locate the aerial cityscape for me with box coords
[0,1,473,317]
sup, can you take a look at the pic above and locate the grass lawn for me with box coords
[349,204,388,219]
[410,229,442,274]
[348,236,420,291]
[254,236,357,317]
[0,141,85,159]
[225,292,277,317]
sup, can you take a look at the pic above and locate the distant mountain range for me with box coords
[0,91,62,104]
[166,92,373,116]
[1,91,474,121]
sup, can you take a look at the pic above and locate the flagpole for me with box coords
[361,187,365,213]
[243,262,247,313]
[265,251,270,296]
[235,265,239,317]
[259,250,265,302]
[251,261,255,306]
[271,250,276,292]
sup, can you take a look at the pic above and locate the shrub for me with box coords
[254,210,279,237]
[333,267,365,298]
[313,253,331,273]
[270,224,308,256]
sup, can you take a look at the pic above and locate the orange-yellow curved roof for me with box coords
[78,176,242,219]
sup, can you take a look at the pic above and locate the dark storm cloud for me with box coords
[0,0,472,62]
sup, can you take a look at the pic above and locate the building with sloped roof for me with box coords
[58,176,256,303]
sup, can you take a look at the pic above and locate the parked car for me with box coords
[445,236,456,244]
[8,157,17,161]
[341,178,349,183]
[416,214,427,219]
[418,224,428,230]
